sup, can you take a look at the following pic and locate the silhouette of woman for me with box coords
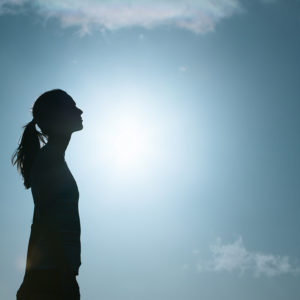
[12,89,83,300]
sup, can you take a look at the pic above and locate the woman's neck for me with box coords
[46,133,71,157]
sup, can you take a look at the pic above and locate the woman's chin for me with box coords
[75,124,83,131]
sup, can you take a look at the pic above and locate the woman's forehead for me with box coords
[60,95,76,106]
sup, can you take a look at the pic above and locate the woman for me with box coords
[12,89,83,300]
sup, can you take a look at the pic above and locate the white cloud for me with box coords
[197,237,300,277]
[0,0,242,34]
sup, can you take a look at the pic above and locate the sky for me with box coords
[1,0,300,299]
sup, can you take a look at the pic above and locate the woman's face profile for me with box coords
[52,95,83,135]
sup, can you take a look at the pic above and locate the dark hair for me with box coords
[12,89,70,189]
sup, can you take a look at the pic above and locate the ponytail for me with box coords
[11,119,47,189]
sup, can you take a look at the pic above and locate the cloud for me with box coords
[197,237,300,277]
[0,0,26,14]
[0,0,243,34]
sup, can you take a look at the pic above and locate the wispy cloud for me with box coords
[196,237,300,277]
[0,0,243,34]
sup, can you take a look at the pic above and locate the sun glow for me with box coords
[105,116,150,170]
[74,85,179,187]
[84,90,163,182]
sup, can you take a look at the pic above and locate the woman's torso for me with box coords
[26,145,81,274]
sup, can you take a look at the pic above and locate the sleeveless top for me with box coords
[25,147,81,275]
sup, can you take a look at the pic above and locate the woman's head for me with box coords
[12,89,83,189]
[33,89,83,136]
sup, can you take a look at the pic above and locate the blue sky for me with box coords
[1,0,300,299]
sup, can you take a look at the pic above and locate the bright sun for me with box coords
[82,86,169,183]
[106,116,149,169]
[92,103,160,180]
